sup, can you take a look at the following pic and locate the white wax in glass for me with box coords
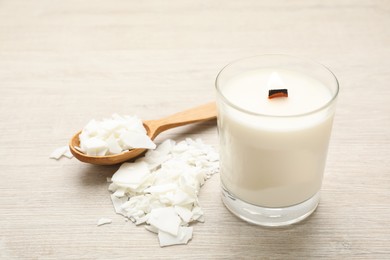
[218,69,335,207]
[223,69,332,116]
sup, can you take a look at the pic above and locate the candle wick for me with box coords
[268,89,288,99]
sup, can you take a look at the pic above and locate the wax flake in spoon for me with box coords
[78,114,156,156]
[107,138,219,247]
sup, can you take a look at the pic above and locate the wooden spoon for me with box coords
[69,102,217,165]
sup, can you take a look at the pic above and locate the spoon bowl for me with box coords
[69,102,217,165]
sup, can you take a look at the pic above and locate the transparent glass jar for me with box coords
[215,55,339,226]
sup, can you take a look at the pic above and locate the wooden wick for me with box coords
[268,89,288,99]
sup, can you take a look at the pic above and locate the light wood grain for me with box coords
[0,0,389,259]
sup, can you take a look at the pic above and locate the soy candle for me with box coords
[215,55,339,226]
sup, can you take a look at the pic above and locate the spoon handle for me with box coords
[146,102,217,139]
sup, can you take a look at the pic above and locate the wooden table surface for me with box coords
[1,0,389,259]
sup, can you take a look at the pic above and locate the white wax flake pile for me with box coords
[78,114,156,156]
[108,138,219,247]
[49,146,73,160]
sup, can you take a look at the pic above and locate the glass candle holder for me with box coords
[215,55,339,226]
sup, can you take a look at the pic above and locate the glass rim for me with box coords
[215,54,339,118]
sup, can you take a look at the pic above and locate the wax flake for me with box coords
[106,138,219,247]
[110,194,128,216]
[120,131,156,150]
[113,188,126,198]
[63,149,73,158]
[49,146,73,160]
[108,183,118,192]
[144,183,178,194]
[172,189,196,206]
[97,218,112,226]
[82,137,107,156]
[148,207,181,236]
[135,214,149,226]
[145,225,159,234]
[158,227,193,247]
[174,205,193,223]
[155,139,175,154]
[74,146,83,152]
[111,162,150,191]
[171,141,189,153]
[106,135,122,154]
[138,143,173,170]
[191,206,204,222]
